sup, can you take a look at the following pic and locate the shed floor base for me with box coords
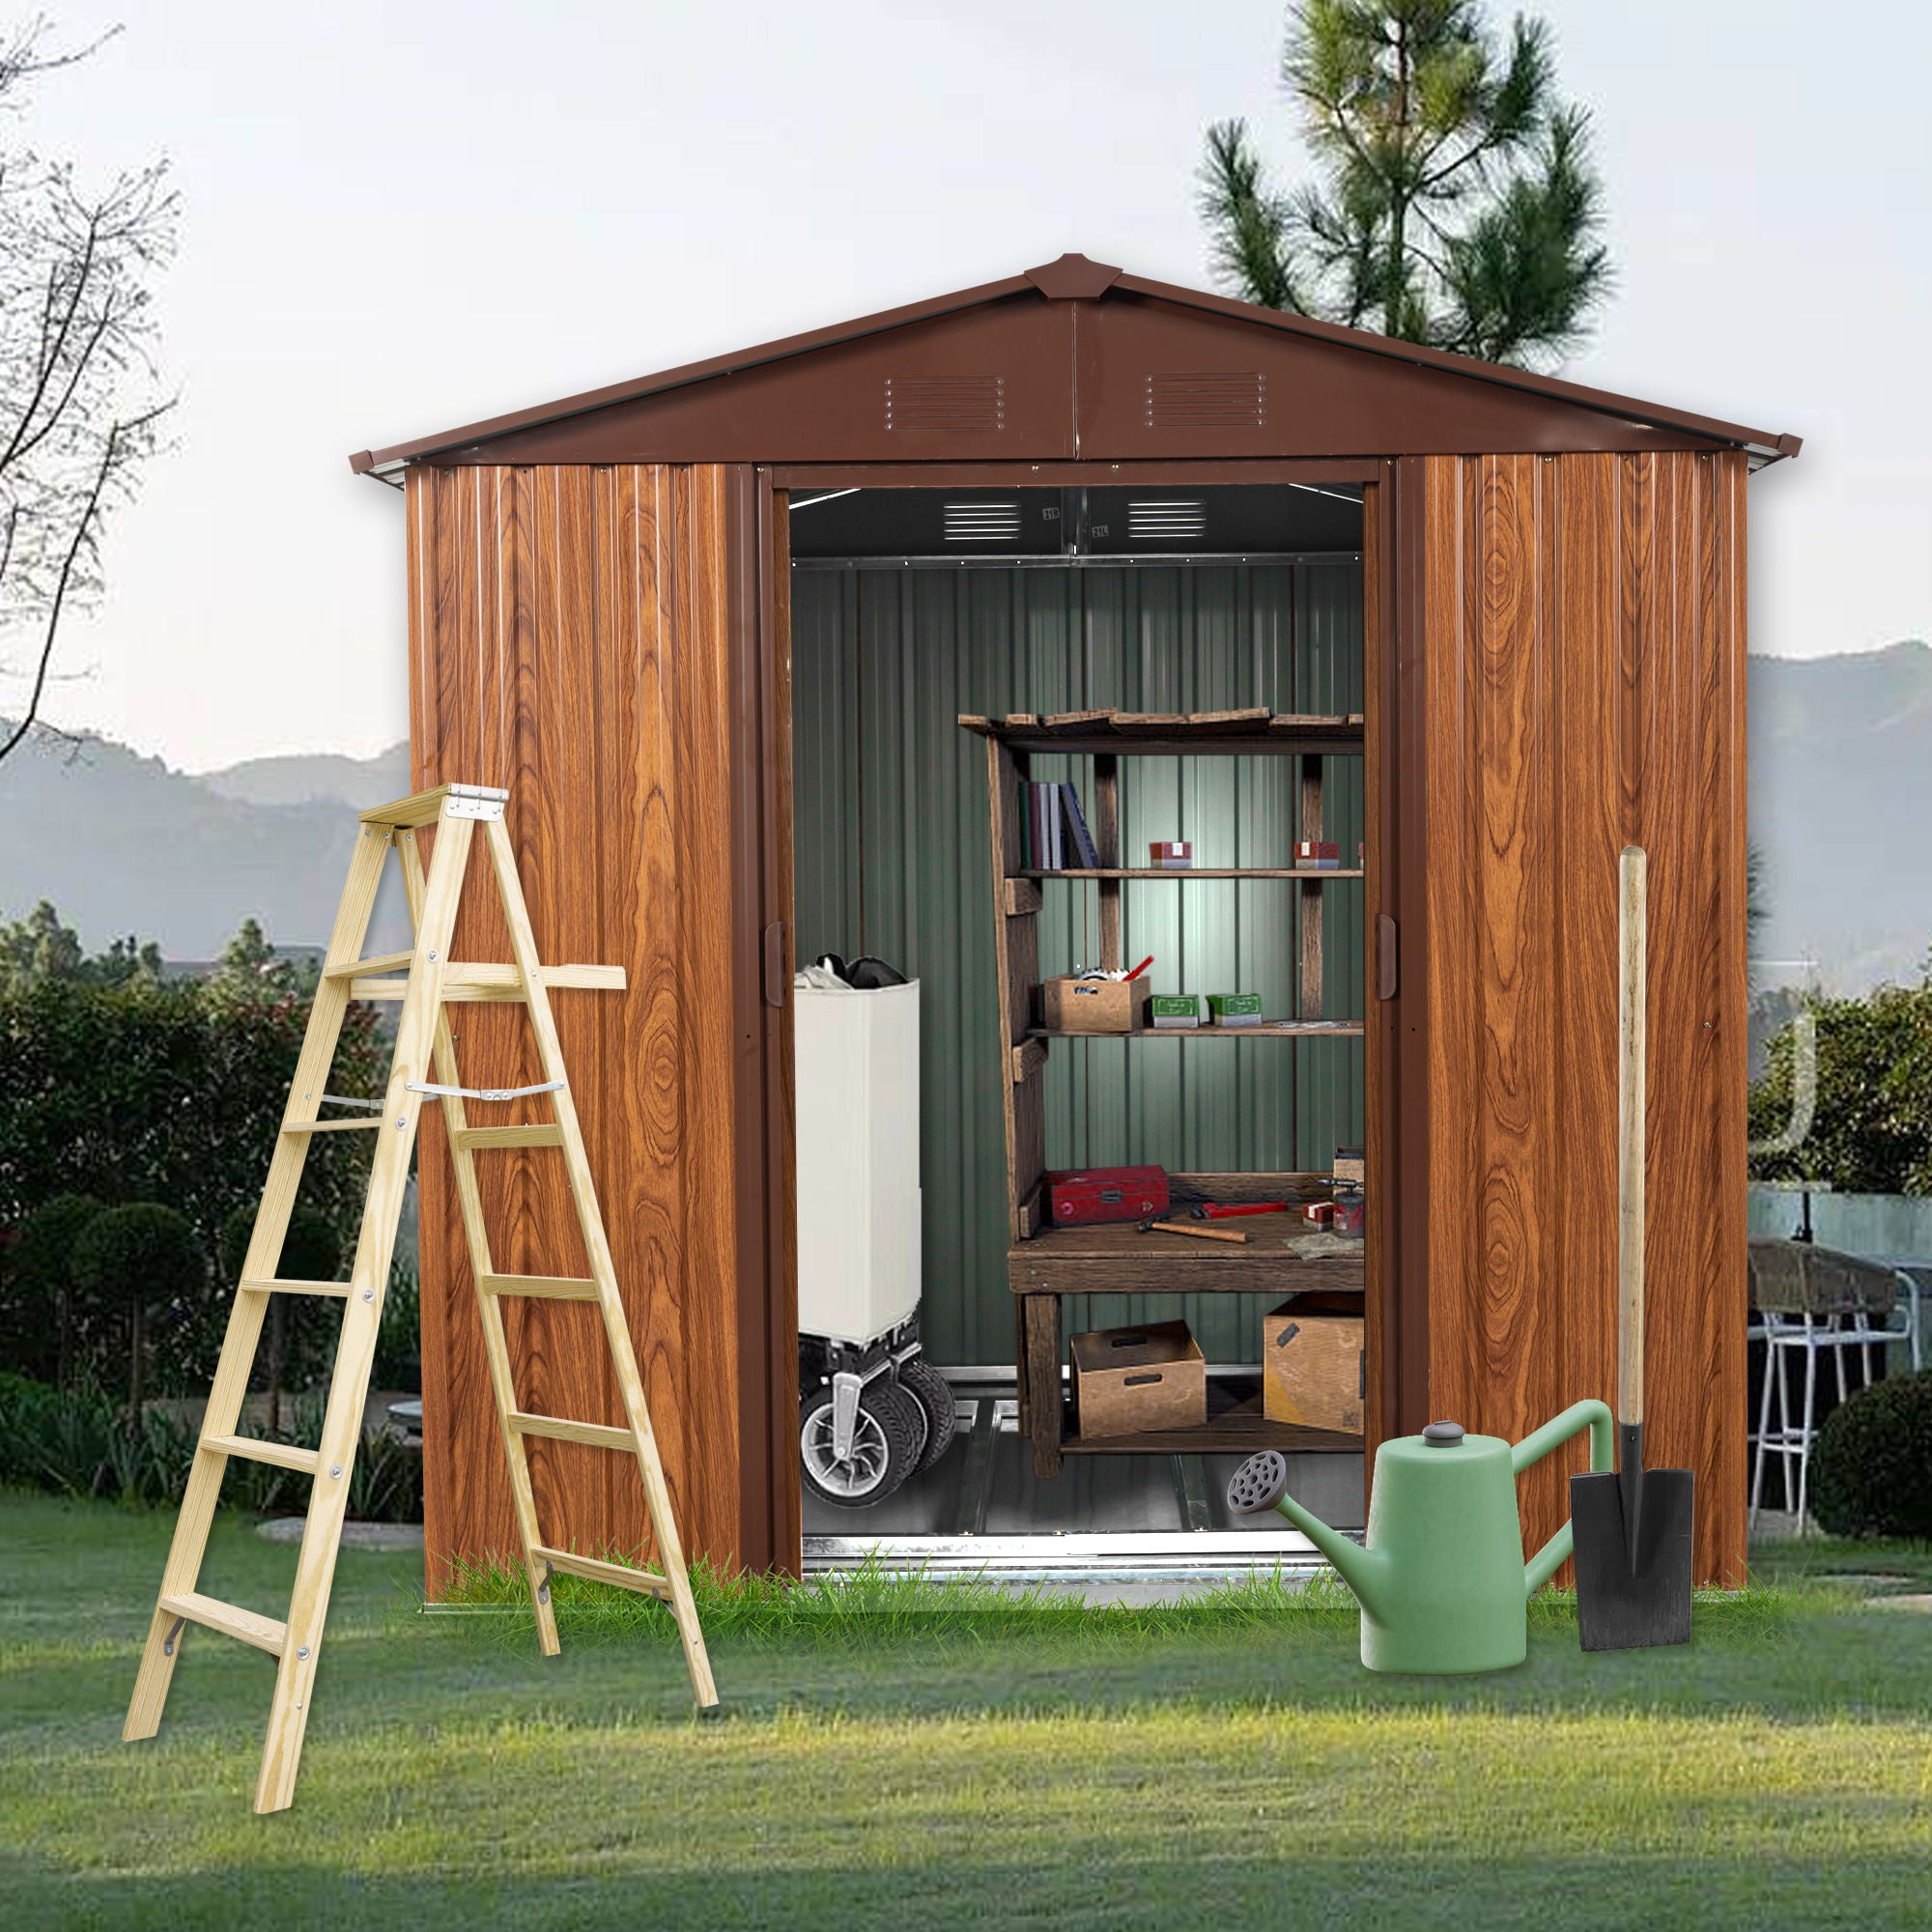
[802,1378,1363,1580]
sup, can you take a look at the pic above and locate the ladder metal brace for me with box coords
[405,1078,565,1103]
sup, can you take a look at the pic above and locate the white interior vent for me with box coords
[886,376,1006,433]
[1127,498,1208,540]
[943,501,1023,543]
[1144,371,1265,429]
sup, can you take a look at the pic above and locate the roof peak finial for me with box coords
[1024,253,1122,299]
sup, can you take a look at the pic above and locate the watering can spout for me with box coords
[1224,1452,1390,1622]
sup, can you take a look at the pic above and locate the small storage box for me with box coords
[1070,1321,1207,1439]
[1048,1165,1168,1227]
[1149,840,1193,868]
[1262,1295,1364,1435]
[1040,975,1152,1034]
[1150,993,1202,1029]
[1208,992,1264,1027]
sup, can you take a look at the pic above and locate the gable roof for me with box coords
[350,253,1798,477]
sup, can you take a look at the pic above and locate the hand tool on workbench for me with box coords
[1138,1216,1249,1243]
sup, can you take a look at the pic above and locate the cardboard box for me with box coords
[1048,1165,1168,1227]
[1208,992,1264,1027]
[1332,1146,1365,1187]
[1262,1295,1365,1434]
[1150,993,1202,1029]
[1040,975,1152,1034]
[1070,1320,1207,1439]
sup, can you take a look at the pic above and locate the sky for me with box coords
[11,0,1931,771]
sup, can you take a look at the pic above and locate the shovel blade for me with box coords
[1571,1466,1693,1651]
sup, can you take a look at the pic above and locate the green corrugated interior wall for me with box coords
[791,563,1364,1366]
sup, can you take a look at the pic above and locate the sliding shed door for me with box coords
[1412,449,1749,1585]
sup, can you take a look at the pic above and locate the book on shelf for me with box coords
[1023,781,1056,870]
[1022,780,1100,870]
[1059,783,1101,868]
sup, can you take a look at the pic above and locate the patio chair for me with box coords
[1747,1238,1922,1530]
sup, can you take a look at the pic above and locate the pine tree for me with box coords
[1200,0,1610,368]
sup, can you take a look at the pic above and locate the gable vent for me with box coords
[943,500,1023,543]
[885,376,1006,433]
[1144,371,1265,429]
[1127,498,1208,541]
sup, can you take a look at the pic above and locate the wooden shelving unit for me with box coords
[961,709,1369,1476]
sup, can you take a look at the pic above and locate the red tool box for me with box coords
[1047,1165,1169,1226]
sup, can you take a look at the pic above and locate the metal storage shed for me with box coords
[355,253,1796,1588]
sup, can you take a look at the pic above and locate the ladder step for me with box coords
[158,1590,288,1656]
[532,1546,671,1600]
[479,1273,602,1301]
[201,1434,321,1475]
[452,1123,564,1151]
[324,950,415,979]
[508,1411,637,1452]
[347,962,626,1003]
[240,1277,352,1297]
[284,1118,386,1134]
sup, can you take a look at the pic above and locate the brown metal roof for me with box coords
[351,253,1798,475]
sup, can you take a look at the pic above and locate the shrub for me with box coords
[1811,1370,1932,1539]
[374,1259,420,1390]
[0,1193,102,1382]
[0,972,382,1281]
[0,1373,422,1522]
[217,1203,344,1422]
[71,1205,206,1410]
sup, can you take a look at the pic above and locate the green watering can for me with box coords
[1228,1400,1613,1673]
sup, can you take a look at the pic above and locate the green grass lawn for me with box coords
[5,1490,1932,1930]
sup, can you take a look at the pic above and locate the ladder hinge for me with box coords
[444,785,508,822]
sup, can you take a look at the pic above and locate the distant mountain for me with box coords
[1748,640,1932,993]
[0,729,412,960]
[200,743,410,810]
[1,642,1927,984]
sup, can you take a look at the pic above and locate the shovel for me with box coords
[1572,846,1694,1650]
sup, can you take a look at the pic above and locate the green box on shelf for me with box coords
[1150,994,1202,1029]
[1208,992,1264,1027]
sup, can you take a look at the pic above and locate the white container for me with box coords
[793,979,922,1348]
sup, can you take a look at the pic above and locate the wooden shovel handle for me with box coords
[1618,845,1647,1426]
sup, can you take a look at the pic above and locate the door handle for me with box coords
[1377,915,1398,1001]
[762,922,788,1008]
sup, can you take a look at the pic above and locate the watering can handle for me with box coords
[1511,1399,1615,1594]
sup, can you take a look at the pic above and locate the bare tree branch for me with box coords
[0,24,174,762]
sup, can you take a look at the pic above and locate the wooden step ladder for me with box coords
[123,781,719,1813]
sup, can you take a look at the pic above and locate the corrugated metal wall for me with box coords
[792,562,1364,1365]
